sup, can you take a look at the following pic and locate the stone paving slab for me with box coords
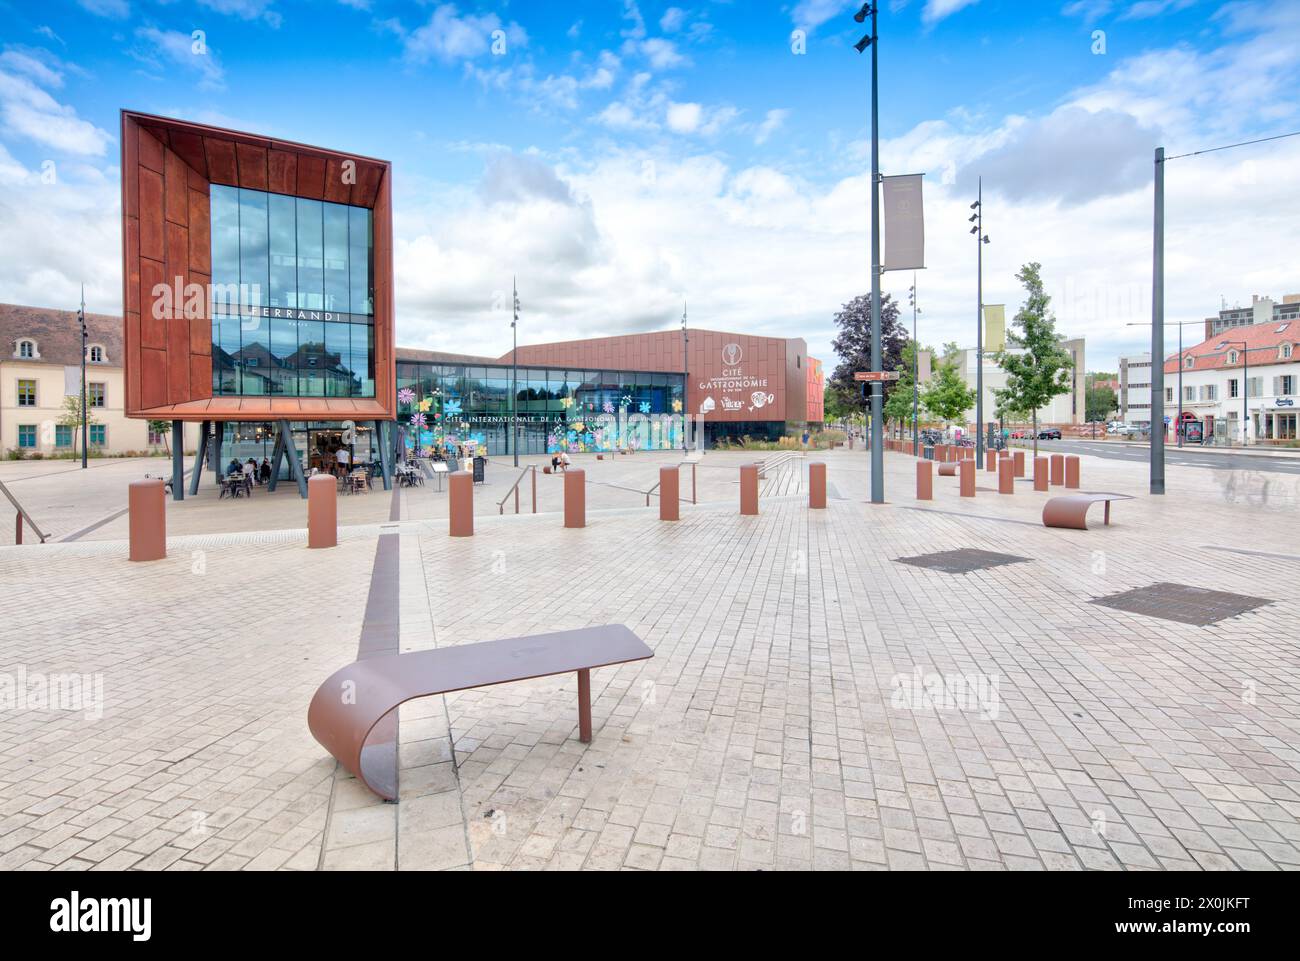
[1,448,1297,871]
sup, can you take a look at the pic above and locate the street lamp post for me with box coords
[853,2,884,504]
[969,182,990,468]
[512,277,520,468]
[78,285,88,470]
[681,300,689,453]
[908,277,920,456]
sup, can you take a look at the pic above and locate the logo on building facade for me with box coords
[722,343,743,367]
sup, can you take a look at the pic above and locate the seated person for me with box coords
[226,458,243,477]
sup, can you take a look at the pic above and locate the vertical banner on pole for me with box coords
[882,174,927,273]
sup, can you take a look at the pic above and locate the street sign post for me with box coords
[855,371,902,383]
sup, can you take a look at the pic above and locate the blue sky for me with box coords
[1,0,1298,371]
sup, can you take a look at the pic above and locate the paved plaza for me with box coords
[1,447,1298,871]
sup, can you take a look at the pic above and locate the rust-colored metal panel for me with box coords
[235,142,268,191]
[138,126,164,172]
[352,162,383,207]
[140,348,168,409]
[188,354,212,402]
[267,149,297,194]
[323,157,351,203]
[296,154,326,199]
[124,218,140,314]
[165,221,188,280]
[139,258,165,350]
[138,168,165,262]
[168,129,208,179]
[164,150,189,226]
[125,311,141,413]
[204,137,238,185]
[122,116,140,218]
[188,188,211,275]
[166,305,191,404]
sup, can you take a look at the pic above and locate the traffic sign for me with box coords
[855,371,902,383]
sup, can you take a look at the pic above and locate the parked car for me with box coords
[1111,424,1140,438]
[1010,429,1032,439]
[1038,428,1062,440]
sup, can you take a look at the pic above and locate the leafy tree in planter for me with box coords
[992,263,1075,458]
[829,293,909,422]
[921,343,976,428]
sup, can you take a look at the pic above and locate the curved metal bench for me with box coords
[1043,493,1134,531]
[308,625,653,801]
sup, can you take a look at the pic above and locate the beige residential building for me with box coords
[1,303,197,457]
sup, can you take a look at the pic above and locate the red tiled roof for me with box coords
[0,303,123,367]
[1164,322,1299,374]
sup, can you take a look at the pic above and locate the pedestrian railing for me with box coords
[0,479,48,544]
[497,465,538,516]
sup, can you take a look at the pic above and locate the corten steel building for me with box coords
[395,330,822,456]
[119,110,396,498]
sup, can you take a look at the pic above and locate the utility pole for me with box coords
[681,299,689,454]
[1151,147,1166,494]
[909,275,920,456]
[79,285,88,470]
[970,180,989,469]
[512,276,519,468]
[853,3,884,504]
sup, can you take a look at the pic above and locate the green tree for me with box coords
[921,343,976,426]
[57,395,99,458]
[1086,386,1118,423]
[884,340,929,438]
[992,263,1076,457]
[148,420,172,455]
[828,293,909,418]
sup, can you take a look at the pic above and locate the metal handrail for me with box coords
[0,478,48,544]
[644,460,698,506]
[497,464,538,516]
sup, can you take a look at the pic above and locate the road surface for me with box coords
[1031,439,1300,475]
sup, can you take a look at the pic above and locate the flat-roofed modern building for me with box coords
[120,110,396,496]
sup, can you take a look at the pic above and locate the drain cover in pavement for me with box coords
[894,549,1031,575]
[1090,583,1273,627]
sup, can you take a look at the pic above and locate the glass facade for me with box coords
[210,185,375,398]
[396,362,686,457]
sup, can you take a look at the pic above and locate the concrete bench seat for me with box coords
[1043,493,1135,531]
[308,625,653,801]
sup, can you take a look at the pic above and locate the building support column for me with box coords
[375,420,393,491]
[279,419,308,499]
[188,421,210,497]
[211,423,223,486]
[267,427,287,494]
[171,421,184,502]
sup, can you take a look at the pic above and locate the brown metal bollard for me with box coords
[986,449,998,472]
[660,466,680,521]
[1050,454,1065,486]
[564,469,586,529]
[740,464,759,516]
[449,471,474,537]
[999,458,1015,495]
[809,462,827,510]
[960,458,976,498]
[1013,451,1026,478]
[308,475,338,549]
[916,461,933,501]
[1065,456,1081,490]
[1034,457,1050,492]
[128,478,166,562]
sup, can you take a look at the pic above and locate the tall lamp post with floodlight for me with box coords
[852,2,885,504]
[969,182,990,468]
[908,277,921,456]
[511,277,520,468]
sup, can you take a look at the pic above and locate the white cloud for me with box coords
[791,0,851,33]
[660,7,687,33]
[922,0,980,25]
[666,102,702,133]
[0,49,64,88]
[134,27,226,91]
[0,70,112,156]
[76,0,129,17]
[640,38,690,70]
[401,5,527,64]
[754,108,790,145]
